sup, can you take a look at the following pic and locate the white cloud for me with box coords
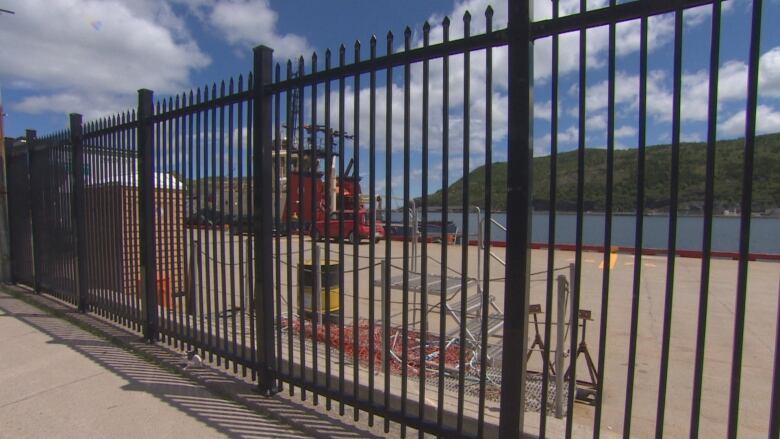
[14,93,124,119]
[759,47,780,98]
[532,125,583,155]
[587,113,607,130]
[557,126,580,144]
[683,2,735,27]
[681,57,768,116]
[421,0,680,85]
[2,0,210,119]
[672,47,780,121]
[532,11,677,83]
[304,50,508,159]
[208,0,310,61]
[615,125,638,139]
[535,100,553,121]
[578,45,780,127]
[2,0,317,121]
[719,104,780,137]
[533,134,552,155]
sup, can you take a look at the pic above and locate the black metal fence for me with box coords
[5,1,779,438]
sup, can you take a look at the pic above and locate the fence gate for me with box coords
[6,140,34,287]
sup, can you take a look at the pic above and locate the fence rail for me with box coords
[4,1,779,438]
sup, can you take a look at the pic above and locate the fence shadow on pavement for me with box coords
[0,286,385,439]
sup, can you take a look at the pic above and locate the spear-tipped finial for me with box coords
[370,34,377,45]
[387,30,393,40]
[423,21,431,33]
[463,10,471,22]
[404,26,412,38]
[486,5,494,18]
[442,16,450,27]
[355,39,361,49]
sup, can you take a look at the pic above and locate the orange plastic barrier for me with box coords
[137,275,174,311]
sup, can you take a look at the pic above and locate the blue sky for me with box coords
[1,0,779,200]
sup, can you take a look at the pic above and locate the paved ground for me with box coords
[0,288,313,439]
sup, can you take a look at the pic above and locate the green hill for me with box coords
[418,133,780,213]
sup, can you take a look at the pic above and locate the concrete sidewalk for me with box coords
[0,289,311,439]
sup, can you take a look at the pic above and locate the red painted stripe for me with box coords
[527,242,780,261]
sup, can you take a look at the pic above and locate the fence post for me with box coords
[5,137,19,285]
[137,89,158,342]
[70,114,88,312]
[26,129,42,293]
[252,44,277,394]
[0,137,11,283]
[499,1,534,437]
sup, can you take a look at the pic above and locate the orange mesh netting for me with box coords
[282,318,468,377]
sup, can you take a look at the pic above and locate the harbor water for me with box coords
[390,211,780,254]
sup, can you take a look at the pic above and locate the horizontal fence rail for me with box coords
[4,1,778,438]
